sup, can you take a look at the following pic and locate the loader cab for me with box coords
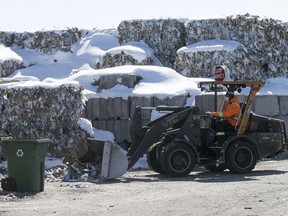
[198,81,265,135]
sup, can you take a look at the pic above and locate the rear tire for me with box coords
[226,141,257,174]
[147,144,166,174]
[160,142,196,177]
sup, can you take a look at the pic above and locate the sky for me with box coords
[1,30,288,173]
[1,0,288,31]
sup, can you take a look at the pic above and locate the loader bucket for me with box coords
[63,139,128,181]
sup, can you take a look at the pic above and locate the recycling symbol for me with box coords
[16,149,24,157]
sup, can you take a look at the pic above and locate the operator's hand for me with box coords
[205,111,211,116]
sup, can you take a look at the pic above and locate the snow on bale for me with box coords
[0,81,88,158]
[0,44,24,77]
[96,41,156,69]
[175,40,251,80]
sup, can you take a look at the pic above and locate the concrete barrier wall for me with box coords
[253,95,280,116]
[195,94,288,137]
[87,95,189,146]
[195,95,287,116]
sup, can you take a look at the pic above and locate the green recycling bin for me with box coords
[1,138,50,192]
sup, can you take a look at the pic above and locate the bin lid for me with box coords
[1,138,50,158]
[1,138,51,144]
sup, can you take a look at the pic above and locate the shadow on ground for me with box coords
[115,168,287,184]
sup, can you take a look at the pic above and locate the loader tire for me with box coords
[147,144,166,175]
[226,141,257,174]
[160,142,196,177]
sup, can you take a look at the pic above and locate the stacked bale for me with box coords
[0,28,82,53]
[0,83,87,157]
[1,14,287,81]
[0,44,24,77]
[178,14,288,80]
[117,14,288,80]
[96,52,154,69]
[118,19,187,68]
[0,60,24,77]
[175,40,250,79]
[96,42,156,69]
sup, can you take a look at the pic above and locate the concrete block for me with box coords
[107,98,114,120]
[195,94,225,114]
[92,120,106,130]
[237,95,247,104]
[114,120,131,143]
[99,98,108,120]
[153,96,168,106]
[87,98,101,120]
[106,120,115,132]
[86,98,94,120]
[275,115,288,138]
[92,120,115,133]
[253,95,279,116]
[89,97,129,121]
[279,96,288,116]
[130,96,152,119]
[167,95,187,106]
[121,99,130,119]
[113,97,129,119]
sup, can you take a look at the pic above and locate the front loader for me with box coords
[126,81,287,177]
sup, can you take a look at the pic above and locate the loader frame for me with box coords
[127,81,287,177]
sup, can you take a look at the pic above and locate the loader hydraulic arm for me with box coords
[127,106,195,169]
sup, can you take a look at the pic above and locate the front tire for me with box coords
[160,142,196,177]
[226,141,257,174]
[147,144,166,174]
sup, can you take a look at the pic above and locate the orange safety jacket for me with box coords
[211,96,241,127]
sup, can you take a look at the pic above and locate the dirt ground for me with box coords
[1,158,288,216]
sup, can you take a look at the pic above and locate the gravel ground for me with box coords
[1,157,288,216]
